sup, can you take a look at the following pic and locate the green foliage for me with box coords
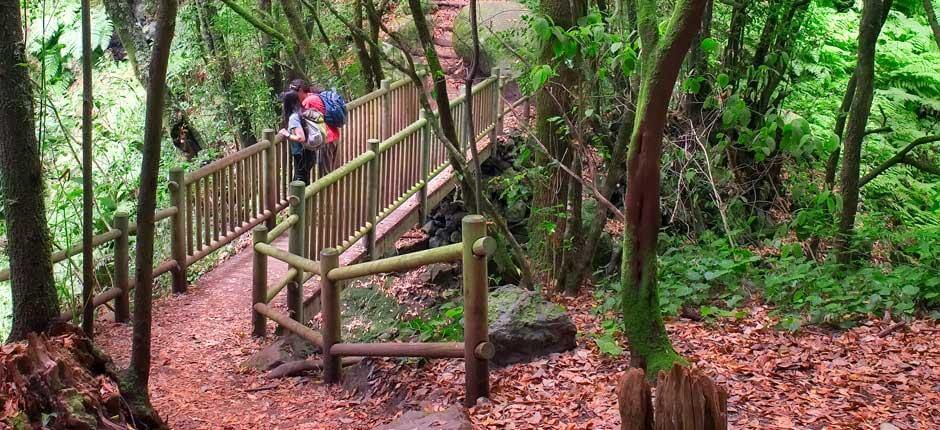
[399,302,464,342]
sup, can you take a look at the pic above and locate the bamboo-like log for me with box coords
[263,131,277,229]
[266,214,298,242]
[169,168,188,294]
[253,242,320,274]
[113,212,130,323]
[194,179,204,251]
[185,139,270,184]
[304,150,375,198]
[328,243,462,281]
[287,181,306,322]
[366,139,381,260]
[184,210,274,264]
[252,226,268,337]
[253,303,324,348]
[330,341,465,358]
[462,215,489,406]
[381,79,392,140]
[320,248,341,383]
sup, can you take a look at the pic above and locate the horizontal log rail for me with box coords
[326,236,494,282]
[253,303,324,348]
[330,341,464,358]
[185,139,270,184]
[254,242,320,275]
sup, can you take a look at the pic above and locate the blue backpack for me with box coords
[320,90,347,128]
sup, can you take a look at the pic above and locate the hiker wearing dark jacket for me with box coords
[278,90,314,185]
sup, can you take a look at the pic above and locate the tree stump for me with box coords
[617,364,728,430]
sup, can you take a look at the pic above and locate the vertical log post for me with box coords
[459,84,468,151]
[381,79,392,139]
[320,247,341,383]
[418,109,431,223]
[365,138,381,260]
[492,68,504,141]
[252,225,268,337]
[287,181,306,322]
[462,214,489,406]
[262,129,277,229]
[169,167,188,294]
[113,211,130,323]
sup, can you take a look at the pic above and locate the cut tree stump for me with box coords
[617,365,728,430]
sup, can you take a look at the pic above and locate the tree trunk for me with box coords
[125,0,178,403]
[464,0,483,211]
[81,0,96,338]
[196,0,257,147]
[621,0,705,377]
[528,0,586,277]
[558,154,583,295]
[258,0,285,114]
[561,108,633,294]
[824,71,858,187]
[280,0,313,70]
[925,0,940,51]
[1,0,61,343]
[683,0,713,119]
[836,0,885,264]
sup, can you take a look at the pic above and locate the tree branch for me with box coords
[220,0,290,44]
[860,134,940,187]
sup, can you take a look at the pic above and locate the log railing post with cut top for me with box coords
[491,68,503,144]
[113,211,130,323]
[287,181,306,322]
[252,225,268,337]
[169,167,188,294]
[418,109,431,223]
[320,247,341,383]
[263,129,277,230]
[381,79,392,139]
[462,214,489,406]
[365,138,381,260]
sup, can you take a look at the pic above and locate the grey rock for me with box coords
[488,285,577,366]
[374,405,471,430]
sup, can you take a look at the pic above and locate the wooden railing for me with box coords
[254,215,495,407]
[250,68,531,405]
[0,74,428,322]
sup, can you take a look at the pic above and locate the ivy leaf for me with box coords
[717,73,730,88]
[700,37,719,54]
[529,65,556,91]
[593,335,623,356]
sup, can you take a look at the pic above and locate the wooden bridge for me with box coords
[3,70,531,409]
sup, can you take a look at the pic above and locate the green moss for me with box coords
[341,284,404,342]
[8,411,31,430]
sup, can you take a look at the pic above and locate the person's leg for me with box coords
[302,150,315,184]
[292,153,308,185]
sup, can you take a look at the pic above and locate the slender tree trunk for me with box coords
[196,0,257,147]
[464,0,483,210]
[364,0,387,86]
[81,0,96,337]
[281,0,313,70]
[925,0,940,51]
[824,0,890,188]
[683,0,713,119]
[1,0,60,343]
[125,0,178,410]
[622,0,705,377]
[824,71,858,187]
[561,108,633,294]
[836,0,885,264]
[558,154,583,294]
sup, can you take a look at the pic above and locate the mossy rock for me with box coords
[342,284,404,342]
[487,285,577,366]
[452,1,533,72]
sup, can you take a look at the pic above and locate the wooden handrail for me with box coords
[254,242,320,275]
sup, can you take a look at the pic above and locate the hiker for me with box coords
[278,90,315,185]
[299,82,346,175]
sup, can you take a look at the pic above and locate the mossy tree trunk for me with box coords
[123,1,177,424]
[925,0,940,51]
[836,0,887,264]
[528,0,585,279]
[1,0,61,343]
[621,0,706,377]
